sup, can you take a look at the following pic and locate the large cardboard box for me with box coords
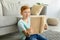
[30,15,46,33]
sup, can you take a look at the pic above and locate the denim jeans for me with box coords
[25,34,47,40]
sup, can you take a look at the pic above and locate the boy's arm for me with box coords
[22,27,34,36]
[18,23,29,36]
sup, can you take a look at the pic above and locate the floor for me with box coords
[48,21,60,32]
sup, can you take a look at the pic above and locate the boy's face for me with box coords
[22,9,30,18]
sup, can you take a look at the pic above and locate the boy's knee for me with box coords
[30,38,37,40]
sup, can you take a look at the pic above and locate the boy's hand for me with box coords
[23,27,34,37]
[25,31,31,37]
[22,30,30,37]
[27,27,34,35]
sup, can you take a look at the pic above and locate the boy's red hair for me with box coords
[21,5,30,14]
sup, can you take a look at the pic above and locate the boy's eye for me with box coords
[24,11,30,13]
[24,12,27,13]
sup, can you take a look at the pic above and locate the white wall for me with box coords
[20,0,60,18]
[46,0,60,18]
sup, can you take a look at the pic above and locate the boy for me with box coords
[18,5,47,40]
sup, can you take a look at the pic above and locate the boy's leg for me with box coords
[25,34,47,40]
[35,34,47,40]
[25,36,37,40]
[30,34,47,40]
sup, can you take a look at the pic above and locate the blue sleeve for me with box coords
[18,22,26,32]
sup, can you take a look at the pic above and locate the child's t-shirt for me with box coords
[18,18,30,40]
